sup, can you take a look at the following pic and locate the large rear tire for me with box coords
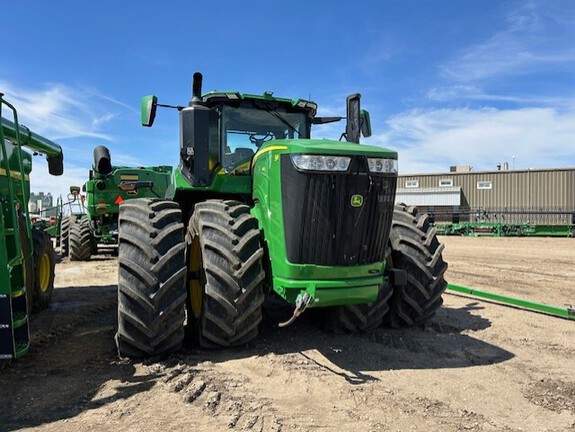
[186,200,265,348]
[384,204,448,327]
[31,228,56,312]
[59,216,72,257]
[69,217,93,261]
[116,199,186,358]
[323,284,393,333]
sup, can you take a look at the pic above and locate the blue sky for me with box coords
[2,0,575,200]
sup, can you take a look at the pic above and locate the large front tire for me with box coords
[384,204,448,327]
[69,217,93,261]
[186,200,265,348]
[31,228,56,312]
[116,199,187,358]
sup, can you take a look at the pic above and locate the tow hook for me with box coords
[278,293,313,328]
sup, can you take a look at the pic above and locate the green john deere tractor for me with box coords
[67,146,171,261]
[28,188,85,258]
[115,73,448,357]
[57,185,86,257]
[1,93,63,363]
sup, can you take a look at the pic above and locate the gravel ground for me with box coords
[1,236,574,431]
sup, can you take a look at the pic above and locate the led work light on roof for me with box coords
[367,158,398,174]
[296,101,317,110]
[291,155,351,172]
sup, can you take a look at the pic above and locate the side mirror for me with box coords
[346,93,361,143]
[46,152,64,176]
[141,95,158,127]
[360,109,372,138]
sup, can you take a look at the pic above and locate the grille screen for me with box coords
[281,155,397,266]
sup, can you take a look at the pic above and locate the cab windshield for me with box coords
[221,104,309,174]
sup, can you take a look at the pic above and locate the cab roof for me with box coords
[202,90,318,116]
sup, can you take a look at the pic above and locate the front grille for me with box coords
[281,155,397,266]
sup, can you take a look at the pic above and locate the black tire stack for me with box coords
[384,204,448,327]
[114,197,448,358]
[186,200,265,348]
[69,217,93,261]
[31,228,56,312]
[116,199,187,358]
[59,216,73,257]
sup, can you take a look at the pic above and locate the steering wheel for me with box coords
[249,132,274,149]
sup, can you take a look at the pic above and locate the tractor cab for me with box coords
[141,73,371,188]
[213,95,311,174]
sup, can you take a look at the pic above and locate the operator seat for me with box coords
[234,147,254,162]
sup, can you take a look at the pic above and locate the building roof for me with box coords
[399,166,575,177]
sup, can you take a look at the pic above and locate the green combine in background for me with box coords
[116,73,448,358]
[1,93,63,363]
[67,146,171,261]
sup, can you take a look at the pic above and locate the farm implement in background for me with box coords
[66,146,171,261]
[29,187,86,257]
[435,221,574,237]
[447,284,575,321]
[432,207,575,237]
[1,93,63,364]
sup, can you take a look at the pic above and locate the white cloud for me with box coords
[92,113,117,128]
[428,85,575,108]
[441,3,575,82]
[1,79,146,205]
[0,80,117,141]
[368,106,575,174]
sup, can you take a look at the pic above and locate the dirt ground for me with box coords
[1,236,574,432]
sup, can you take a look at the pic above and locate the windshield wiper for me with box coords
[260,104,301,138]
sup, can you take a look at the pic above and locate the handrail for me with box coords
[0,96,26,270]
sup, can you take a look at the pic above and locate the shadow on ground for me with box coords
[0,285,160,430]
[177,299,512,385]
[0,284,513,429]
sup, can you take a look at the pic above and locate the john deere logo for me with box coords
[350,194,364,207]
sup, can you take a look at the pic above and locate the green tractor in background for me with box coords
[58,185,86,257]
[67,146,171,261]
[28,187,85,258]
[1,93,63,363]
[116,73,448,358]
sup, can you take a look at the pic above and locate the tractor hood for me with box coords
[255,139,397,159]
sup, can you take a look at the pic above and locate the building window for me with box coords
[439,178,453,187]
[405,180,419,188]
[477,180,492,190]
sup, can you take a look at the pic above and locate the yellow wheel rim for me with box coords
[38,252,51,293]
[188,236,203,319]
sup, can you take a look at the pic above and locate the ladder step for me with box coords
[14,341,29,358]
[10,287,26,298]
[12,312,28,329]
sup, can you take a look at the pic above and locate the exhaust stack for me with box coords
[191,72,203,105]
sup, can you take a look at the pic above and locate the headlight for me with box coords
[291,155,351,172]
[367,158,398,174]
